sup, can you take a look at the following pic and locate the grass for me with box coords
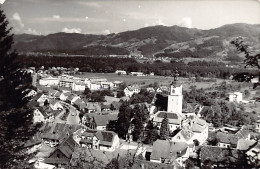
[75,72,227,91]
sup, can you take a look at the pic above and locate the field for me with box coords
[75,72,226,90]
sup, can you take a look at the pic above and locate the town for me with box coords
[19,66,259,169]
[1,1,260,169]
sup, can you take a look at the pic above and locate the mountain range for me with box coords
[13,23,260,61]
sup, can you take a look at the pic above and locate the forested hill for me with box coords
[13,23,260,60]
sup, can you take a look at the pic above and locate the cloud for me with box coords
[52,15,60,19]
[12,13,25,28]
[76,1,101,8]
[102,29,110,35]
[179,17,193,28]
[31,17,107,23]
[0,0,5,4]
[153,18,165,26]
[24,28,40,35]
[62,27,81,33]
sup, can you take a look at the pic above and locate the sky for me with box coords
[1,0,260,35]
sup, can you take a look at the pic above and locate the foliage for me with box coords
[160,114,169,140]
[132,104,149,141]
[116,102,133,138]
[16,55,254,79]
[129,89,154,104]
[143,120,158,145]
[231,37,260,88]
[0,8,39,168]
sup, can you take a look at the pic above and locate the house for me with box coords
[73,99,86,111]
[24,134,42,154]
[236,139,257,151]
[130,72,145,76]
[48,135,77,164]
[256,120,260,133]
[33,93,49,106]
[79,129,120,152]
[54,91,61,99]
[200,146,244,168]
[39,77,59,86]
[146,87,155,93]
[150,140,189,167]
[235,126,251,140]
[172,118,208,145]
[156,86,169,93]
[151,111,183,132]
[104,96,120,105]
[113,81,123,88]
[86,102,101,113]
[66,94,80,105]
[72,82,85,91]
[82,114,118,130]
[100,103,111,111]
[124,85,141,97]
[101,81,113,89]
[110,101,122,111]
[24,89,38,99]
[216,132,238,148]
[49,100,63,110]
[59,92,71,101]
[33,107,54,123]
[48,89,59,97]
[41,123,81,147]
[115,70,127,75]
[246,142,260,166]
[229,92,243,103]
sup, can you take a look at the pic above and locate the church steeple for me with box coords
[173,69,179,81]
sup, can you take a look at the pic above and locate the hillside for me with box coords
[13,23,260,60]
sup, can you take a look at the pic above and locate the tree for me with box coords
[83,87,91,98]
[132,104,149,141]
[160,114,169,140]
[116,102,133,138]
[231,37,260,88]
[0,8,39,168]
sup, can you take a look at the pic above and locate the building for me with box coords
[39,77,59,86]
[167,84,183,114]
[85,102,101,113]
[200,146,244,168]
[33,107,55,123]
[33,93,49,106]
[151,111,183,132]
[113,81,123,88]
[49,101,63,111]
[150,140,189,167]
[73,99,86,111]
[115,70,127,75]
[78,129,120,152]
[172,118,208,145]
[124,85,141,97]
[72,82,86,91]
[229,92,243,103]
[216,132,238,148]
[82,114,118,130]
[60,92,70,101]
[46,135,77,163]
[130,72,145,76]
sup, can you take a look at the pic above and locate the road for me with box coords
[59,101,80,125]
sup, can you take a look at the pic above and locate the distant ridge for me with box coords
[13,23,260,59]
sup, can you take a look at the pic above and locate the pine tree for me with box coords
[0,8,39,168]
[160,113,169,140]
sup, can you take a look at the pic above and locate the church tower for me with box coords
[167,84,183,114]
[167,70,182,114]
